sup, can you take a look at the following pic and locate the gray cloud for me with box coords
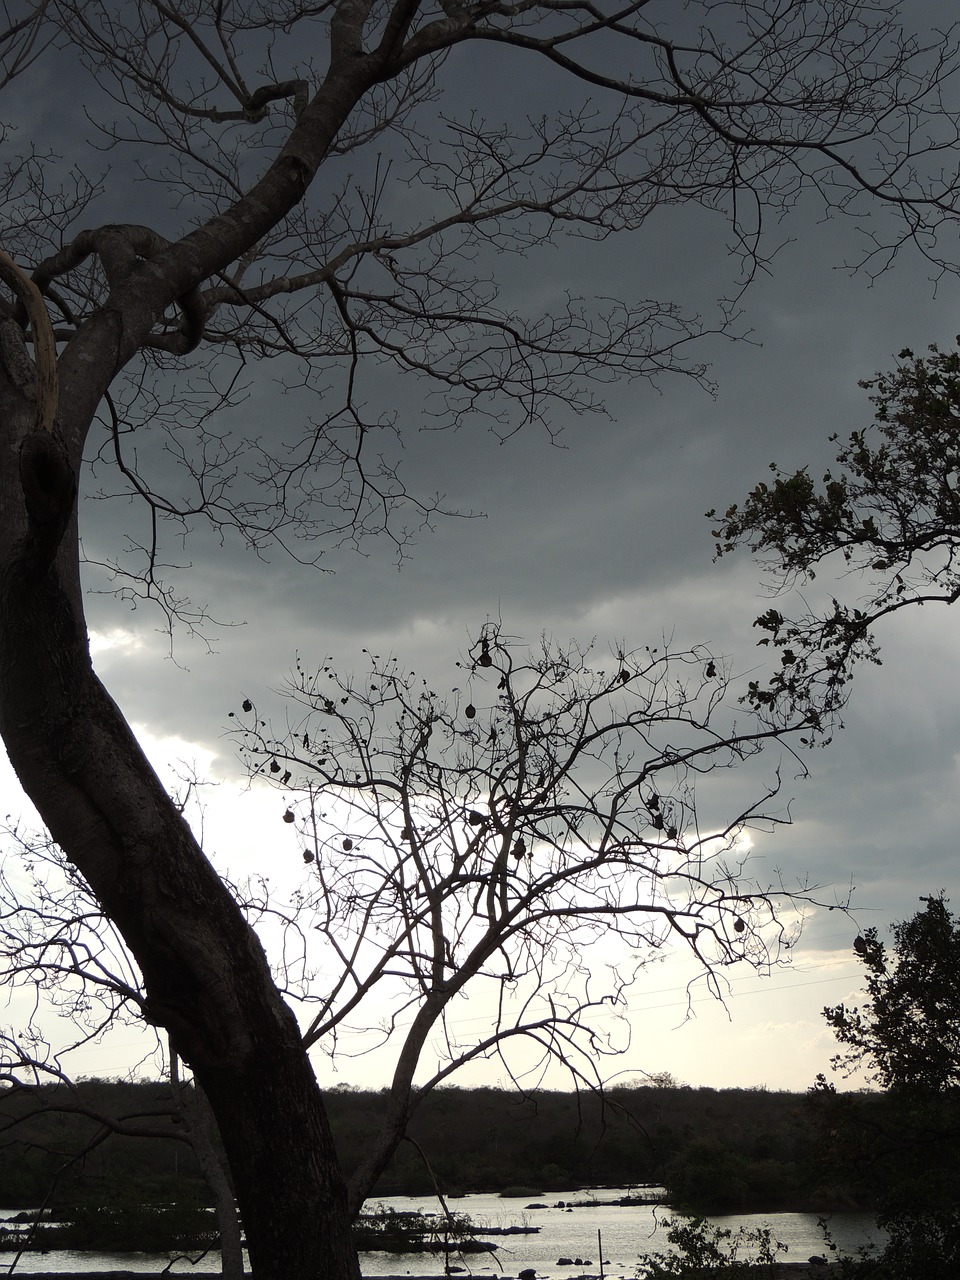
[8,5,960,1087]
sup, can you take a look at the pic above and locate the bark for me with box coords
[0,323,360,1277]
[170,1045,245,1278]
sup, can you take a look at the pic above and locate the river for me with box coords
[1,1189,884,1276]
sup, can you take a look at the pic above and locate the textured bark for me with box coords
[0,328,360,1277]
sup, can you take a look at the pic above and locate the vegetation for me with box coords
[351,1205,486,1254]
[1,1202,221,1253]
[715,341,960,728]
[824,894,960,1090]
[814,896,960,1280]
[231,628,810,1205]
[4,5,960,1274]
[4,630,813,1219]
[636,1216,787,1278]
[1,1197,488,1258]
[0,1077,879,1218]
[0,1077,211,1210]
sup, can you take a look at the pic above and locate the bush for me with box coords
[29,1203,219,1252]
[875,1209,960,1280]
[636,1215,787,1277]
[353,1205,483,1253]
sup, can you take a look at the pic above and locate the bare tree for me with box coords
[1,3,959,1276]
[0,2,51,91]
[235,627,812,1217]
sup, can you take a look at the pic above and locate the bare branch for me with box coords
[232,627,822,1207]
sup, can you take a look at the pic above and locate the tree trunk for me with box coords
[170,1045,245,1278]
[0,341,360,1278]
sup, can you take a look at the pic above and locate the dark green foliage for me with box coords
[818,896,960,1278]
[329,1084,651,1195]
[636,1215,787,1277]
[825,895,960,1090]
[327,1082,824,1206]
[663,1139,806,1214]
[352,1205,483,1253]
[711,341,960,727]
[12,1202,220,1252]
[2,1078,856,1222]
[0,1079,210,1210]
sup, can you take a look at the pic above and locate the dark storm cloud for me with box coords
[83,213,960,945]
[9,2,960,1069]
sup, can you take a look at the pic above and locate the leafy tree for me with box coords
[712,342,960,726]
[3,3,960,1276]
[824,894,960,1091]
[816,896,960,1278]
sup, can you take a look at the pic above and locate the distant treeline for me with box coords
[0,1078,882,1215]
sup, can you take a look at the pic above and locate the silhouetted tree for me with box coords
[4,3,960,1275]
[713,342,960,727]
[825,894,960,1091]
[235,627,812,1212]
[817,896,960,1277]
[0,828,243,1276]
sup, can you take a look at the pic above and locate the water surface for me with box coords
[1,1189,883,1277]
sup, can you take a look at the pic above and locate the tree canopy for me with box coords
[825,893,960,1092]
[816,895,960,1277]
[713,342,960,727]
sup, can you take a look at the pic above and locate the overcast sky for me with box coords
[3,2,960,1094]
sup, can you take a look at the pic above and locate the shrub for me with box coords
[636,1215,787,1277]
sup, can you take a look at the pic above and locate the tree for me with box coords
[235,628,806,1213]
[711,342,960,727]
[6,629,813,1223]
[815,896,960,1278]
[824,893,960,1091]
[3,3,960,1276]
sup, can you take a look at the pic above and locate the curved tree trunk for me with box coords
[0,329,360,1278]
